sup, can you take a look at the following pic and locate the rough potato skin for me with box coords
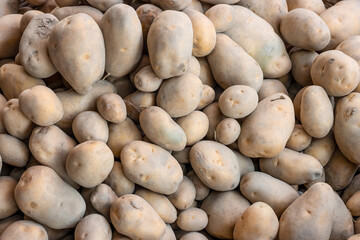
[0,220,48,240]
[136,4,162,47]
[0,14,22,59]
[74,214,112,240]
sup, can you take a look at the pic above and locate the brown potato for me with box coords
[304,131,335,166]
[215,118,241,145]
[0,134,29,167]
[342,175,360,203]
[0,177,18,220]
[330,192,354,240]
[203,102,226,140]
[336,35,360,67]
[90,184,117,221]
[168,176,196,210]
[55,0,79,7]
[286,124,312,152]
[0,0,18,18]
[0,14,22,59]
[74,214,112,240]
[0,215,22,235]
[136,4,162,47]
[51,6,104,25]
[72,111,109,143]
[125,91,156,122]
[104,161,135,197]
[177,208,208,232]
[133,66,163,93]
[347,190,360,216]
[176,111,209,146]
[290,50,318,86]
[287,0,325,14]
[20,10,43,33]
[197,57,216,87]
[196,84,215,110]
[205,4,235,33]
[87,0,122,11]
[0,220,48,240]
[151,0,191,10]
[258,79,288,102]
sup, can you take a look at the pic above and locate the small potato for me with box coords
[287,0,325,14]
[66,140,114,188]
[304,131,335,166]
[168,176,196,210]
[286,124,312,152]
[336,35,360,67]
[203,102,226,140]
[135,189,177,224]
[74,214,112,240]
[0,14,22,59]
[15,166,86,229]
[140,106,187,151]
[280,9,330,51]
[90,184,118,221]
[2,99,35,140]
[110,194,166,240]
[121,141,183,195]
[104,161,135,197]
[133,66,163,92]
[156,73,203,118]
[257,79,288,102]
[201,191,250,239]
[125,91,156,121]
[0,177,18,220]
[0,0,18,18]
[196,84,215,110]
[0,134,29,167]
[197,57,216,87]
[331,192,354,240]
[176,111,209,146]
[180,232,207,240]
[51,6,104,25]
[233,202,279,240]
[215,118,241,145]
[151,0,191,10]
[346,191,360,216]
[177,208,207,232]
[311,50,360,97]
[87,0,122,11]
[187,170,210,201]
[19,86,64,126]
[290,50,318,87]
[0,220,48,240]
[205,4,235,32]
[136,4,162,47]
[72,111,109,143]
[218,85,258,119]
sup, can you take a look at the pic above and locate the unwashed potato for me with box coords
[125,91,156,121]
[205,4,235,33]
[0,14,22,59]
[55,0,79,7]
[187,170,210,201]
[90,184,117,221]
[290,50,318,86]
[343,175,360,203]
[176,110,209,146]
[150,0,191,10]
[0,220,48,240]
[87,0,123,11]
[72,111,109,143]
[0,215,23,235]
[168,176,196,210]
[136,4,162,47]
[0,176,18,220]
[74,214,112,240]
[0,134,29,167]
[201,0,239,4]
[0,0,19,18]
[51,6,104,25]
[346,191,360,216]
[180,232,207,240]
[286,0,325,14]
[285,124,312,152]
[203,102,226,140]
[196,84,215,110]
[330,192,354,240]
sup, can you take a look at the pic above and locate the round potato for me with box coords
[0,220,48,240]
[104,161,135,197]
[72,111,109,143]
[215,118,241,145]
[290,50,318,86]
[74,214,112,240]
[0,14,22,59]
[168,176,196,210]
[0,177,18,220]
[90,184,117,221]
[286,124,312,152]
[347,190,360,216]
[0,134,29,167]
[96,93,127,124]
[133,66,163,93]
[176,111,209,146]
[177,208,208,232]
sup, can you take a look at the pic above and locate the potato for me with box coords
[201,0,239,4]
[0,220,48,240]
[0,177,18,219]
[0,14,22,59]
[55,0,79,7]
[0,215,22,235]
[24,216,72,240]
[66,140,114,188]
[349,234,360,240]
[2,99,35,140]
[203,102,226,140]
[177,208,208,232]
[111,77,136,99]
[90,184,117,221]
[135,189,177,224]
[286,124,312,151]
[15,166,85,229]
[81,188,97,216]
[260,148,323,185]
[0,134,29,167]
[133,66,163,92]
[205,4,235,33]
[104,162,135,197]
[101,4,143,78]
[51,6,104,25]
[290,50,318,86]
[343,175,360,203]
[240,172,299,217]
[74,214,112,240]
[336,35,360,67]
[110,194,166,240]
[0,64,45,100]
[238,93,295,158]
[180,232,207,240]
[356,217,360,234]
[176,111,209,146]
[121,141,183,195]
[346,190,360,216]
[197,84,215,110]
[0,0,18,18]
[225,6,291,78]
[287,0,325,14]
[197,57,216,87]
[238,0,288,35]
[218,85,258,119]
[140,106,187,151]
[48,13,105,94]
[112,231,131,240]
[187,171,210,201]
[72,111,109,143]
[87,0,122,11]
[129,55,151,83]
[279,183,336,240]
[233,202,279,240]
[330,192,354,240]
[151,0,191,10]
[147,10,193,79]
[201,191,250,239]
[258,79,288,102]
[19,86,63,126]
[19,14,58,79]
[172,147,190,164]
[136,4,162,47]
[125,91,156,121]
[168,176,196,210]
[160,224,176,240]
[215,118,241,145]
[304,131,335,166]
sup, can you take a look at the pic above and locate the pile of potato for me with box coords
[1,0,360,239]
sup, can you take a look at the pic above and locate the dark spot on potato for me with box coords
[177,63,185,73]
[270,95,285,102]
[130,200,142,210]
[30,202,38,209]
[344,108,357,121]
[328,58,335,63]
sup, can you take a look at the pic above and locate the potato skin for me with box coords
[258,79,288,101]
[74,214,112,240]
[0,134,29,167]
[336,35,360,67]
[177,208,208,232]
[151,0,191,10]
[0,177,18,220]
[104,161,135,197]
[215,118,240,145]
[286,124,312,152]
[0,220,48,240]
[346,191,360,216]
[133,66,163,93]
[0,0,19,18]
[87,0,122,11]
[14,166,86,229]
[0,14,22,59]
[90,184,117,221]
[136,4,162,47]
[72,111,109,143]
[51,6,104,25]
[330,192,354,240]
[287,0,325,14]
[168,176,196,210]
[290,50,318,86]
[176,110,209,146]
[205,4,235,33]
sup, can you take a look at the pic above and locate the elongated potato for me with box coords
[197,57,215,87]
[0,177,18,220]
[286,124,312,152]
[0,134,29,167]
[0,220,48,240]
[74,214,112,240]
[304,131,335,166]
[290,50,318,86]
[287,0,325,14]
[0,14,22,59]
[72,111,109,143]
[176,111,209,146]
[48,13,105,94]
[51,6,104,25]
[168,176,196,210]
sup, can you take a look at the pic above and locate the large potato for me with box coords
[0,0,18,18]
[48,13,105,94]
[0,220,48,240]
[287,0,325,14]
[238,93,295,158]
[104,162,135,197]
[0,134,29,167]
[290,50,318,86]
[0,177,18,220]
[72,111,109,143]
[74,214,112,240]
[207,34,263,91]
[121,141,183,195]
[176,110,209,146]
[100,4,143,78]
[147,10,193,79]
[14,166,86,229]
[0,14,22,59]
[51,6,103,25]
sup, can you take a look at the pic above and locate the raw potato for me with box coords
[72,111,109,143]
[257,79,288,102]
[133,66,163,92]
[14,166,86,229]
[207,34,263,91]
[187,170,210,201]
[140,106,187,151]
[286,0,325,14]
[343,175,360,203]
[168,176,196,210]
[176,110,209,146]
[0,0,18,18]
[347,191,360,216]
[147,10,193,79]
[203,102,226,140]
[51,6,104,25]
[19,86,64,126]
[19,14,58,79]
[176,208,208,232]
[101,4,143,78]
[197,84,215,110]
[0,134,29,167]
[121,141,183,195]
[286,124,312,152]
[110,194,166,240]
[336,35,360,67]
[104,161,135,197]
[136,4,162,46]
[205,4,235,33]
[74,214,112,240]
[0,215,23,235]
[20,11,43,33]
[48,13,105,94]
[238,93,295,158]
[151,0,191,10]
[125,91,156,121]
[331,192,354,240]
[215,118,241,145]
[304,131,335,166]
[0,14,22,59]
[66,140,114,188]
[0,177,18,219]
[290,50,318,86]
[0,220,48,240]
[90,184,117,221]
[87,0,123,11]
[180,232,207,240]
[233,202,279,240]
[55,0,79,7]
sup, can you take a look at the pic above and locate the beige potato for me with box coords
[140,106,187,151]
[90,184,117,221]
[87,0,122,11]
[233,202,279,240]
[160,224,176,240]
[66,140,114,188]
[51,6,104,25]
[258,79,288,102]
[168,176,196,210]
[207,34,263,91]
[0,177,18,220]
[125,91,156,121]
[0,0,18,18]
[19,86,63,126]
[343,175,360,203]
[304,131,335,166]
[238,93,295,158]
[215,118,240,145]
[311,50,360,97]
[336,35,360,67]
[19,14,58,79]
[203,102,226,140]
[240,172,299,217]
[0,64,45,100]
[101,4,143,78]
[346,191,360,216]
[196,84,215,110]
[135,189,177,224]
[72,111,109,143]
[104,161,135,197]
[0,14,22,59]
[147,10,193,79]
[156,73,203,118]
[287,0,325,14]
[133,66,163,92]
[330,192,354,240]
[151,0,191,10]
[187,171,210,201]
[286,124,312,151]
[205,4,235,33]
[136,4,162,47]
[2,99,35,140]
[74,214,112,240]
[187,55,201,77]
[290,50,318,86]
[177,208,208,232]
[0,134,29,167]
[81,187,97,216]
[111,77,135,99]
[19,10,43,33]
[201,191,250,239]
[180,232,207,240]
[129,55,151,83]
[48,13,105,94]
[15,166,86,229]
[185,0,203,12]
[55,0,79,7]
[121,141,183,195]
[260,148,323,185]
[172,147,190,164]
[197,57,216,87]
[0,215,22,235]
[0,220,48,240]
[110,194,166,240]
[349,234,360,240]
[176,111,209,146]
[279,183,336,240]
[218,85,258,119]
